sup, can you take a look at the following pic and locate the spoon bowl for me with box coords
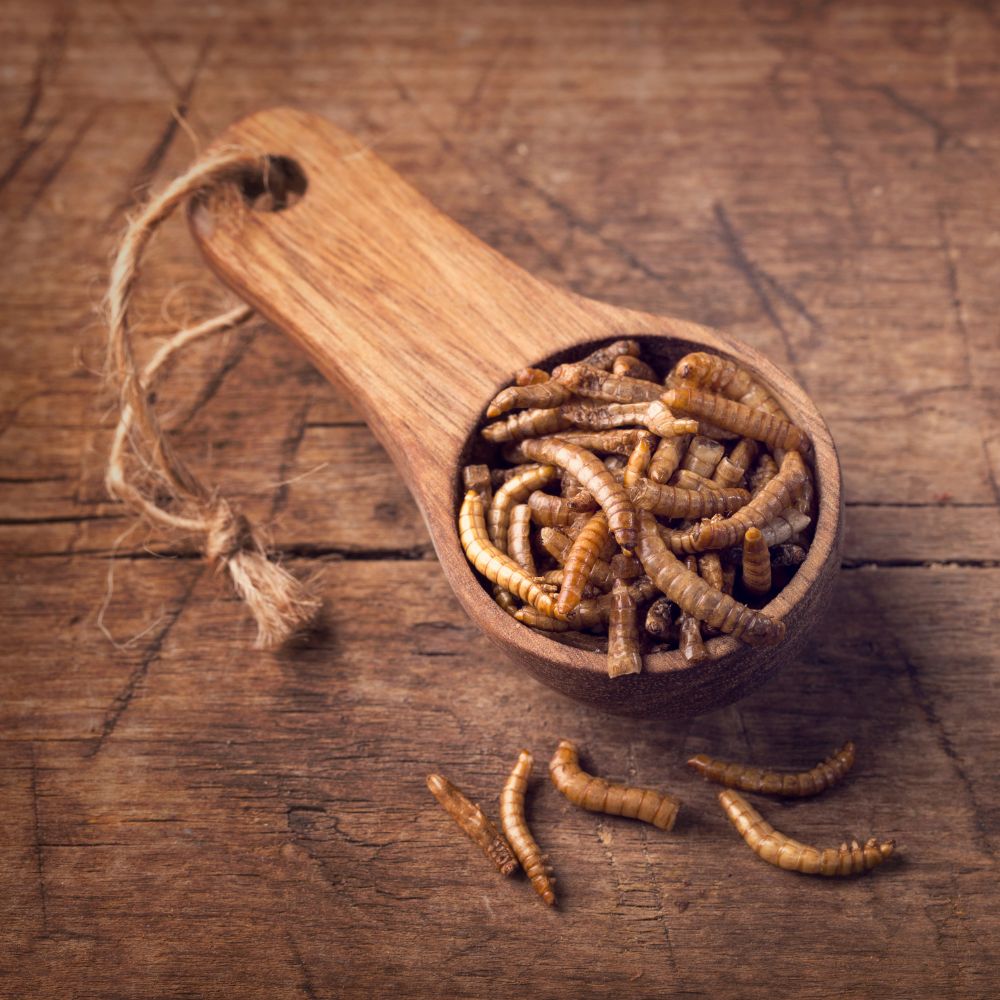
[190,107,842,719]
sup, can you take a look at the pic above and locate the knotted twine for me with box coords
[104,148,322,648]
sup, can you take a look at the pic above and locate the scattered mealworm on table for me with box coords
[500,750,557,906]
[549,739,680,831]
[426,773,519,876]
[717,789,894,876]
[688,742,855,796]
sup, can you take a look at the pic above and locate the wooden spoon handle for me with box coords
[188,107,606,508]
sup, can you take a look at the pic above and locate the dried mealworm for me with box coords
[612,354,658,381]
[623,431,656,488]
[629,477,749,519]
[504,429,646,463]
[697,551,725,592]
[566,489,599,512]
[645,399,700,438]
[741,526,771,596]
[675,451,810,553]
[794,464,816,518]
[672,351,785,417]
[560,470,582,498]
[712,438,758,489]
[769,542,807,567]
[515,367,550,386]
[539,527,614,589]
[482,407,572,443]
[549,740,680,831]
[760,508,811,547]
[749,452,779,497]
[507,503,536,576]
[492,463,546,486]
[459,491,561,617]
[527,490,581,528]
[607,577,643,677]
[669,468,729,494]
[661,387,808,453]
[564,578,657,629]
[487,464,559,549]
[717,789,894,876]
[556,511,610,617]
[500,750,557,906]
[463,463,493,510]
[553,362,663,403]
[426,773,519,876]
[648,433,690,484]
[688,741,855,797]
[517,438,637,551]
[514,606,571,631]
[680,435,726,479]
[644,596,676,638]
[493,586,519,617]
[560,400,653,430]
[580,338,641,370]
[677,556,708,663]
[635,511,785,646]
[487,380,572,417]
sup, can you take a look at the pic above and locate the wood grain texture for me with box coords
[2,0,999,996]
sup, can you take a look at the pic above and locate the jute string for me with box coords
[105,148,322,648]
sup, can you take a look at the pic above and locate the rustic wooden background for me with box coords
[2,1,998,996]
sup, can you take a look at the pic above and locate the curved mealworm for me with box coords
[556,511,610,616]
[463,463,493,511]
[712,438,758,489]
[688,741,855,797]
[553,362,663,403]
[487,464,558,549]
[612,354,657,381]
[644,596,675,638]
[560,400,654,430]
[539,527,614,589]
[426,773,519,876]
[648,433,690,484]
[500,751,557,906]
[645,399,700,438]
[607,577,643,676]
[482,407,572,443]
[717,789,894,876]
[629,478,750,519]
[504,429,646,463]
[681,435,726,479]
[507,503,536,576]
[517,438,637,551]
[741,526,771,596]
[459,491,561,618]
[749,452,779,497]
[549,740,680,831]
[661,387,808,454]
[515,366,550,386]
[673,451,810,553]
[636,511,785,646]
[492,463,547,486]
[669,469,729,495]
[487,380,572,417]
[527,490,581,528]
[579,338,641,371]
[623,431,656,488]
[671,351,785,417]
[493,586,519,617]
[514,606,571,631]
[564,577,657,629]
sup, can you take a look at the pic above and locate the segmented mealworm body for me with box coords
[678,556,708,662]
[507,504,536,575]
[697,551,725,591]
[492,463,546,486]
[670,469,728,494]
[460,491,561,617]
[645,399,700,438]
[629,478,750,519]
[527,490,580,528]
[607,578,643,676]
[623,431,656,488]
[426,773,519,876]
[613,354,657,381]
[636,511,785,646]
[718,790,894,876]
[482,407,572,443]
[487,381,572,417]
[488,464,558,548]
[712,438,758,489]
[580,338,641,370]
[648,433,690,483]
[563,578,658,629]
[688,741,855,797]
[517,438,637,551]
[556,512,610,616]
[463,464,493,510]
[504,429,646,463]
[567,489,599,512]
[515,367,549,386]
[500,751,557,906]
[644,596,676,637]
[661,387,807,453]
[493,586,518,616]
[676,451,809,553]
[749,453,779,496]
[539,527,614,588]
[560,400,653,430]
[514,606,571,631]
[681,435,726,478]
[741,526,771,595]
[553,363,663,403]
[672,351,785,416]
[549,740,680,831]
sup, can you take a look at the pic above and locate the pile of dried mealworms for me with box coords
[458,340,815,677]
[427,739,895,908]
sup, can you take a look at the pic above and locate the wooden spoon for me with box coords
[189,107,842,719]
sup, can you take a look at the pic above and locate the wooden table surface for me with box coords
[3,1,999,996]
